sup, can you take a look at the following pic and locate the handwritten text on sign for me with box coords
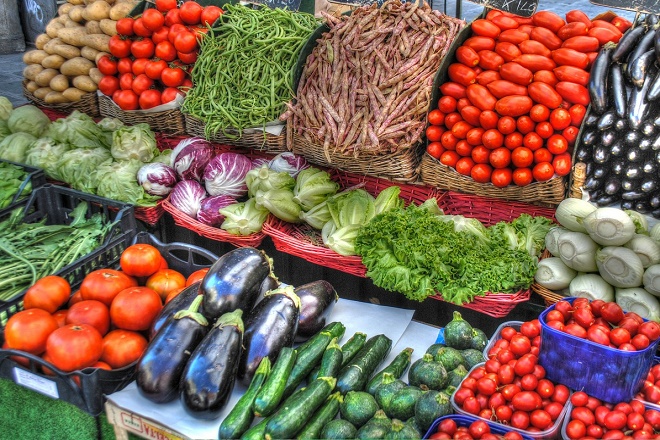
[590,0,660,15]
[467,0,538,17]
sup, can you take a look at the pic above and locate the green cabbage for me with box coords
[24,137,71,182]
[327,189,375,228]
[299,199,332,229]
[97,117,124,132]
[56,147,112,193]
[0,132,37,163]
[46,110,109,149]
[292,167,339,211]
[95,159,160,206]
[0,97,13,120]
[0,120,11,142]
[255,188,302,223]
[245,164,295,198]
[153,149,173,164]
[374,186,404,216]
[7,105,50,137]
[111,123,158,162]
[322,220,362,256]
[220,198,269,236]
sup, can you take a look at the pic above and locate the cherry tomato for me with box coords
[440,151,460,167]
[491,167,512,187]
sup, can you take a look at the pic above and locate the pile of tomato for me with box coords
[543,298,660,351]
[564,392,660,439]
[426,9,631,187]
[1,243,208,376]
[427,417,524,440]
[98,0,222,110]
[455,319,571,434]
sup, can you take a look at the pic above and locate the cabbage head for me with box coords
[0,97,12,120]
[0,120,11,142]
[0,132,37,163]
[7,105,50,137]
[46,110,109,149]
[95,159,161,206]
[56,147,112,193]
[24,137,71,182]
[111,123,158,162]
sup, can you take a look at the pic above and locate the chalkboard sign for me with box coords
[466,0,538,17]
[18,0,56,44]
[589,0,658,15]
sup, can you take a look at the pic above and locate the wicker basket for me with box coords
[134,200,166,227]
[291,131,424,184]
[184,114,287,153]
[162,197,266,248]
[23,82,100,118]
[98,94,186,135]
[431,289,532,318]
[420,153,567,207]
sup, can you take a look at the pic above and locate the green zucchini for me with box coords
[264,376,337,440]
[240,416,269,440]
[335,334,392,395]
[296,391,342,439]
[366,347,414,395]
[340,331,367,368]
[408,353,448,391]
[253,346,297,417]
[385,418,422,439]
[282,329,336,399]
[321,419,357,439]
[413,389,452,432]
[356,409,392,439]
[218,357,271,439]
[444,311,474,350]
[317,337,343,378]
[385,386,424,420]
[340,390,379,428]
[296,321,346,354]
[374,373,407,409]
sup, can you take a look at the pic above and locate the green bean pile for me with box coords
[182,4,319,139]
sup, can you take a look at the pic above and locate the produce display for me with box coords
[21,0,139,104]
[535,198,660,319]
[282,0,464,155]
[575,14,660,219]
[182,3,319,138]
[426,415,525,439]
[425,9,628,188]
[0,161,36,209]
[98,0,223,110]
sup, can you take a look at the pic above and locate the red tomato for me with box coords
[566,10,592,27]
[532,10,566,33]
[80,269,138,307]
[638,321,660,342]
[513,54,556,72]
[110,286,162,331]
[486,80,528,98]
[530,26,563,50]
[116,17,134,36]
[551,47,590,69]
[456,46,480,67]
[555,81,590,105]
[477,110,498,129]
[131,38,155,59]
[495,96,533,117]
[489,147,511,169]
[23,275,71,314]
[523,132,543,151]
[547,134,568,154]
[470,163,493,183]
[504,131,523,149]
[131,73,154,95]
[557,21,589,40]
[139,89,162,110]
[179,1,203,25]
[472,19,501,38]
[500,62,534,85]
[132,17,153,38]
[468,420,491,439]
[161,66,186,87]
[97,55,118,76]
[528,81,563,109]
[155,0,177,12]
[532,162,554,181]
[497,116,516,135]
[482,129,504,149]
[146,269,187,302]
[142,8,165,32]
[100,329,148,369]
[455,157,475,176]
[5,309,59,355]
[565,419,586,439]
[161,86,183,104]
[490,167,512,187]
[466,84,497,111]
[549,108,572,130]
[464,36,496,52]
[173,30,198,53]
[45,324,103,372]
[108,35,132,58]
[66,300,110,336]
[490,14,519,30]
[120,244,162,278]
[200,5,223,26]
[98,75,119,96]
[478,50,505,70]
[461,106,483,127]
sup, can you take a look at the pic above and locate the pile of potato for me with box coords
[22,0,139,105]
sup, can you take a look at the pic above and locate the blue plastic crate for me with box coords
[425,414,535,439]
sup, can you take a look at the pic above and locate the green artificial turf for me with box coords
[0,379,141,440]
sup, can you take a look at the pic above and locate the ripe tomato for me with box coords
[455,157,475,176]
[108,35,132,58]
[478,110,499,129]
[482,129,504,149]
[98,75,120,96]
[131,73,154,95]
[165,8,183,26]
[179,0,203,25]
[511,146,534,168]
[488,147,511,169]
[5,309,59,354]
[114,89,139,111]
[438,96,457,113]
[533,147,552,163]
[139,89,162,110]
[145,59,167,80]
[466,84,497,111]
[529,104,550,122]
[427,141,444,160]
[427,125,445,142]
[504,132,523,149]
[155,40,177,61]
[165,287,186,304]
[142,8,165,32]
[120,244,163,278]
[146,269,187,301]
[110,286,162,331]
[200,5,223,26]
[546,134,568,154]
[565,419,586,439]
[130,57,148,76]
[161,67,186,87]
[68,290,83,308]
[471,145,490,163]
[133,17,153,38]
[52,309,68,328]
[80,269,138,307]
[523,132,543,151]
[66,300,110,336]
[532,162,554,181]
[639,321,660,342]
[155,0,177,12]
[497,116,516,135]
[456,46,480,66]
[46,324,103,372]
[555,81,590,105]
[97,55,118,76]
[161,87,183,104]
[535,121,554,139]
[100,329,148,369]
[116,17,134,36]
[440,151,460,167]
[455,140,474,156]
[428,109,445,126]
[131,38,155,59]
[470,163,493,183]
[23,275,71,314]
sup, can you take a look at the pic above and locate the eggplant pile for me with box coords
[134,246,340,419]
[576,14,660,218]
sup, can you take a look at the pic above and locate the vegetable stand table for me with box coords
[104,298,438,440]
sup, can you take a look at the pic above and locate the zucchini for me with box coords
[296,321,346,354]
[356,409,392,439]
[296,391,342,439]
[385,386,424,421]
[413,389,452,432]
[218,357,271,439]
[385,418,422,439]
[365,347,414,395]
[374,373,407,409]
[335,334,392,395]
[408,353,449,391]
[282,328,336,399]
[317,337,343,378]
[340,390,379,427]
[264,376,337,440]
[434,347,466,371]
[444,311,474,350]
[340,331,367,368]
[240,416,269,440]
[253,346,297,417]
[461,348,485,369]
[320,419,357,439]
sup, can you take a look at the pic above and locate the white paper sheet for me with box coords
[106,299,421,440]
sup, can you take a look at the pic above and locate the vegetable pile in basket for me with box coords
[425,9,629,187]
[0,161,34,209]
[22,0,139,104]
[282,0,464,156]
[575,13,660,219]
[182,4,319,139]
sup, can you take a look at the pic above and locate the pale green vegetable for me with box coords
[545,226,568,257]
[651,223,660,242]
[299,199,332,229]
[7,105,49,137]
[418,197,444,215]
[327,189,375,228]
[246,164,295,198]
[0,132,37,163]
[557,230,599,272]
[292,167,339,211]
[321,220,361,256]
[111,123,158,162]
[534,257,577,290]
[446,215,490,245]
[644,265,660,296]
[255,188,302,223]
[0,96,12,120]
[569,273,614,302]
[626,210,649,235]
[616,287,660,320]
[596,246,644,288]
[583,207,636,246]
[555,198,596,233]
[56,147,112,193]
[97,117,124,132]
[24,137,71,182]
[46,110,109,149]
[95,159,160,206]
[220,198,269,236]
[153,149,173,165]
[0,120,11,142]
[624,234,660,268]
[374,186,404,216]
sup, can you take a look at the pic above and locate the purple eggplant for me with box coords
[294,280,339,342]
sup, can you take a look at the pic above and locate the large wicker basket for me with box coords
[184,114,287,153]
[23,81,100,118]
[98,94,185,135]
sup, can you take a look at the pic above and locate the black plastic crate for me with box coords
[0,231,219,416]
[0,159,47,218]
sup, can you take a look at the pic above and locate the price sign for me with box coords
[466,0,538,17]
[590,0,657,15]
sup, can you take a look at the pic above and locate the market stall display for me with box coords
[284,0,464,182]
[0,159,47,218]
